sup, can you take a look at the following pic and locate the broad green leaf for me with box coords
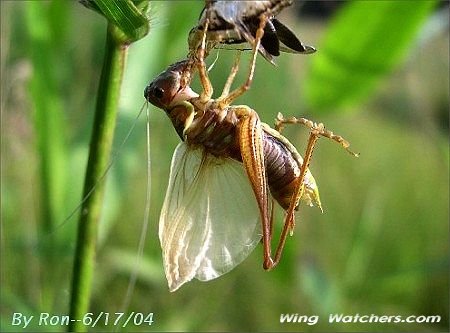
[304,0,438,112]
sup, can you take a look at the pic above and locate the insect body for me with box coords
[144,57,358,292]
[143,0,357,293]
[145,60,321,209]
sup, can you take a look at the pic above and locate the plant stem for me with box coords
[68,23,127,332]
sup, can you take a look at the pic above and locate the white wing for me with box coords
[159,142,262,292]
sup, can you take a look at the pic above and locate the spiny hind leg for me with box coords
[275,113,359,156]
[273,112,359,238]
[271,127,322,267]
[234,105,275,270]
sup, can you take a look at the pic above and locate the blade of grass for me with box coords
[94,0,149,42]
[81,0,150,42]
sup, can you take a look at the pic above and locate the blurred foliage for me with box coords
[305,0,438,111]
[1,1,448,332]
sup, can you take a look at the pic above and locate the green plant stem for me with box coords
[68,23,128,332]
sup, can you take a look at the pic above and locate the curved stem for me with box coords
[68,23,127,332]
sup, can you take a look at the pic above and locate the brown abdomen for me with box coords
[263,133,300,210]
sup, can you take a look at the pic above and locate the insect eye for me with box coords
[153,87,164,99]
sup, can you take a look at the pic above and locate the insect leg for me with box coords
[275,113,359,157]
[269,114,359,265]
[234,105,274,270]
[218,51,242,99]
[196,19,214,103]
[269,198,275,242]
[218,14,269,109]
[272,125,322,266]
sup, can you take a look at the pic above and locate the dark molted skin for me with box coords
[218,17,316,57]
[189,0,316,64]
[145,60,304,210]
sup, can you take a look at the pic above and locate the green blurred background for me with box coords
[1,1,448,332]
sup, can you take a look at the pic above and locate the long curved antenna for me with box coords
[48,102,148,235]
[116,102,153,326]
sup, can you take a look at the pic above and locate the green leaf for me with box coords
[82,0,150,42]
[304,0,438,112]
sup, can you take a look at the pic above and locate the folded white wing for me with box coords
[159,142,262,292]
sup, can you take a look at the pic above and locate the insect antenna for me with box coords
[116,101,153,324]
[44,101,148,237]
